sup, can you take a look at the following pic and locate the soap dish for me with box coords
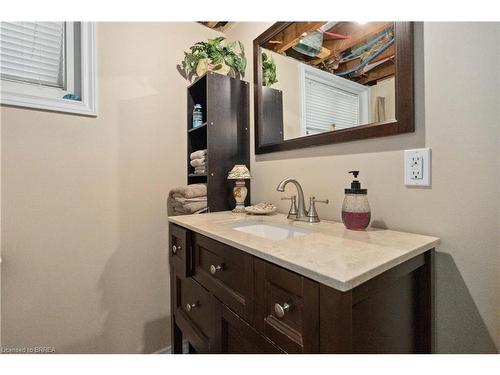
[245,202,277,215]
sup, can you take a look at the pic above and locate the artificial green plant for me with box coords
[180,37,247,80]
[262,52,278,87]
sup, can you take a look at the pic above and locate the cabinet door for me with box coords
[261,86,284,144]
[206,72,250,211]
[213,302,284,354]
[254,258,319,353]
[169,223,192,277]
[172,273,217,353]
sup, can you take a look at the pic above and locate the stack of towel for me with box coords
[190,149,207,174]
[168,184,207,215]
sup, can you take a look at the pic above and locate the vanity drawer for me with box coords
[169,223,191,277]
[173,273,216,353]
[254,258,319,353]
[214,303,284,354]
[192,232,254,322]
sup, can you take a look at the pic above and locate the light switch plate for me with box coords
[405,148,431,186]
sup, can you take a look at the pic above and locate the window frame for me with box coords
[300,64,369,137]
[0,22,97,116]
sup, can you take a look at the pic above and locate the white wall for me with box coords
[227,22,500,353]
[0,22,221,353]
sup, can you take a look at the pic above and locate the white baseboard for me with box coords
[153,340,189,354]
[154,345,171,354]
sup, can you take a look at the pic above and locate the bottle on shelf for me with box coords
[192,104,203,129]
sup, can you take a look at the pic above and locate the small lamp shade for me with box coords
[227,165,252,180]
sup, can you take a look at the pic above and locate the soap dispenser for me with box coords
[342,171,371,230]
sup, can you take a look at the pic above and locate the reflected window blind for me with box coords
[304,74,359,135]
[0,22,65,88]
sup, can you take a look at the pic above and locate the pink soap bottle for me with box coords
[342,171,371,230]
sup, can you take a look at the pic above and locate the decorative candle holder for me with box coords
[227,165,252,213]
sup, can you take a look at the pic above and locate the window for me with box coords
[0,22,96,116]
[301,65,368,135]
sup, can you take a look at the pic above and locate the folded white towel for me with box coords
[190,158,206,167]
[169,184,207,199]
[190,149,207,160]
[171,199,207,214]
[174,196,207,203]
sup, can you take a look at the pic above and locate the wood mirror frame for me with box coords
[253,22,414,154]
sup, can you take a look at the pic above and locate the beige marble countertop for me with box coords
[168,211,439,291]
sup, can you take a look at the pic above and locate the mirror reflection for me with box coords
[260,22,396,145]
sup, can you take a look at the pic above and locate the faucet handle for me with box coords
[312,197,329,204]
[281,195,298,220]
[307,197,329,223]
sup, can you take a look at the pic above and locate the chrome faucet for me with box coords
[277,178,308,221]
[276,178,329,223]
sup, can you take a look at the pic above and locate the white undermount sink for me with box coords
[228,221,312,241]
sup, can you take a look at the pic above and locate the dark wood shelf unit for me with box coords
[188,122,208,133]
[187,72,250,212]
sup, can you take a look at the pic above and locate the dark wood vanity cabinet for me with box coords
[169,223,434,354]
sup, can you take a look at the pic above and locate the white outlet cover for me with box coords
[404,148,431,186]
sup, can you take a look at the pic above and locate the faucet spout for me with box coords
[276,178,308,220]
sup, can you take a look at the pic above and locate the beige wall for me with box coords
[1,22,220,353]
[0,78,2,346]
[227,22,500,353]
[267,51,302,139]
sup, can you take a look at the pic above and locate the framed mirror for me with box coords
[253,22,414,154]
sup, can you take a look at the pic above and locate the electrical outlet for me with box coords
[405,148,431,186]
[410,155,423,179]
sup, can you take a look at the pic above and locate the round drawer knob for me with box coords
[172,244,181,254]
[274,302,291,319]
[209,264,223,275]
[185,302,198,312]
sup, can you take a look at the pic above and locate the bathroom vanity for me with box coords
[168,212,439,353]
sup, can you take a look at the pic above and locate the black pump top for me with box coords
[345,170,367,194]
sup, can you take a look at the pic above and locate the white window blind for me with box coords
[304,74,360,135]
[0,22,65,88]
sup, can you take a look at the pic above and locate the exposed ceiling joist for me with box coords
[311,22,393,65]
[357,62,395,85]
[334,44,395,73]
[265,22,326,54]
